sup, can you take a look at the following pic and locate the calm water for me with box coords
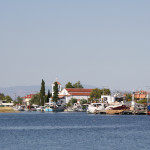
[0,112,150,150]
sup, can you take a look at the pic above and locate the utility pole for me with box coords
[102,86,108,95]
[14,93,16,101]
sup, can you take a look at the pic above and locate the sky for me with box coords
[0,0,150,91]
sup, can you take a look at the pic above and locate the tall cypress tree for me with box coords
[40,79,45,106]
[46,89,51,103]
[52,82,59,103]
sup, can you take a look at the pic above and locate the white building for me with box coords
[23,94,34,106]
[59,88,93,103]
[101,95,115,104]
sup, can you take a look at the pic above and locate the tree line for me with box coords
[30,80,84,105]
[65,81,83,88]
[1,80,138,106]
[0,93,13,103]
[29,80,113,105]
[30,79,51,106]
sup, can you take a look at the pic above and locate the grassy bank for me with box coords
[0,107,18,113]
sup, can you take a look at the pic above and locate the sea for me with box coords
[0,112,150,150]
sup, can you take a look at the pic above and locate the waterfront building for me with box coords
[23,94,34,106]
[134,90,150,100]
[58,88,93,103]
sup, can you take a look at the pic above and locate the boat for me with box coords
[13,105,25,111]
[105,103,129,110]
[44,106,53,112]
[87,103,106,114]
[50,104,65,112]
[36,106,45,112]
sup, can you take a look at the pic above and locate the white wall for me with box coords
[24,98,31,105]
[66,95,89,103]
[101,95,115,104]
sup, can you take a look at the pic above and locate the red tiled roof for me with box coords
[134,90,150,99]
[58,88,93,97]
[70,93,91,96]
[65,88,93,93]
[59,93,91,96]
[23,94,34,99]
[135,94,146,99]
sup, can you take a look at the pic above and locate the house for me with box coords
[58,88,93,103]
[23,94,34,106]
[134,91,150,100]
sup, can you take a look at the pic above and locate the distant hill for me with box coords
[0,86,51,100]
[0,84,98,100]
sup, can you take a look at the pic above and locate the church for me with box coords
[51,81,92,104]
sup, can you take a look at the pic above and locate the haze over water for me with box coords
[0,112,150,150]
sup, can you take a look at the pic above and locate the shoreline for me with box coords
[0,107,19,113]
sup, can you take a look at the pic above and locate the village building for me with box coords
[134,90,150,100]
[58,88,93,103]
[23,94,34,106]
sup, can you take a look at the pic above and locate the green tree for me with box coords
[0,93,5,100]
[30,93,40,105]
[40,79,45,106]
[71,98,77,104]
[90,88,101,101]
[67,98,77,107]
[125,93,132,102]
[137,99,147,105]
[102,88,111,95]
[73,81,83,88]
[46,89,51,103]
[52,82,59,103]
[5,95,12,103]
[80,99,87,110]
[17,96,23,104]
[80,99,87,105]
[90,88,111,102]
[65,82,74,88]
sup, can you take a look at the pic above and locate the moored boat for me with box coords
[87,103,106,114]
[105,103,129,110]
[51,104,65,112]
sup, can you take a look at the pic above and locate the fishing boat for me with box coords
[36,106,45,112]
[87,103,106,114]
[50,104,65,112]
[105,103,129,110]
[44,106,53,112]
[13,105,25,111]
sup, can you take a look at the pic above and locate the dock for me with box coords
[94,109,148,115]
[122,110,147,115]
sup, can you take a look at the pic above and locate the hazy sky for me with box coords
[0,0,150,91]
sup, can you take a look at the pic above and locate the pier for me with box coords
[94,109,148,115]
